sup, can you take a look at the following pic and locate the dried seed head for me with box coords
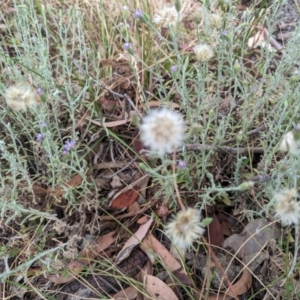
[153,5,181,28]
[139,108,185,155]
[5,84,40,111]
[193,44,214,62]
[208,13,222,28]
[274,189,300,226]
[165,207,205,249]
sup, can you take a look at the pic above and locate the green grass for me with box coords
[1,0,300,298]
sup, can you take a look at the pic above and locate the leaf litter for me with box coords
[0,0,298,299]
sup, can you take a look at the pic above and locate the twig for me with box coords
[223,125,266,145]
[181,144,264,155]
[99,201,157,221]
[93,159,138,170]
[99,157,138,179]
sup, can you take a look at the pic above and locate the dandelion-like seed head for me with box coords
[139,108,185,155]
[274,189,300,226]
[165,208,204,249]
[5,84,40,111]
[208,13,222,28]
[193,44,214,62]
[153,5,181,28]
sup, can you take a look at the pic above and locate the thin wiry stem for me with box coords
[288,223,300,277]
[172,151,185,210]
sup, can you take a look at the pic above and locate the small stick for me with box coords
[99,201,157,221]
[223,125,266,145]
[180,144,264,155]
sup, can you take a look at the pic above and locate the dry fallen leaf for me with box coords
[141,234,191,285]
[112,286,138,300]
[207,213,224,247]
[248,27,273,51]
[115,218,153,265]
[223,218,279,271]
[141,233,181,272]
[109,173,149,209]
[49,173,83,196]
[110,188,140,209]
[144,273,179,300]
[208,268,252,300]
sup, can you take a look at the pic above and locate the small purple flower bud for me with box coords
[177,160,186,170]
[170,65,178,72]
[134,9,143,18]
[123,42,131,50]
[36,87,43,95]
[221,30,228,36]
[62,150,68,156]
[36,133,44,141]
[64,140,76,152]
[39,121,47,127]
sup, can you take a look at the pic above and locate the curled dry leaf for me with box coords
[208,268,252,300]
[248,27,274,51]
[115,218,153,265]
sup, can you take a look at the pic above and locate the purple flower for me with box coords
[123,42,131,50]
[170,65,178,72]
[36,133,44,142]
[176,160,186,170]
[64,140,76,152]
[134,9,143,18]
[221,30,228,36]
[36,87,43,95]
[39,121,47,127]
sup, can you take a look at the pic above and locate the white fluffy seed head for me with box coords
[274,189,300,226]
[193,44,214,62]
[165,208,205,250]
[279,131,297,153]
[208,13,222,28]
[139,108,185,155]
[153,6,181,28]
[5,84,39,111]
